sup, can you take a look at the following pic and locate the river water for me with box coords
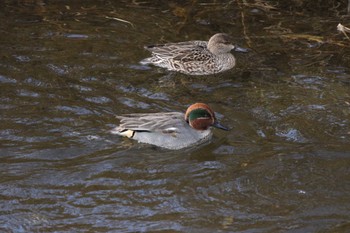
[1,1,350,232]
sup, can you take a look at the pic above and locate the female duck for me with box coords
[140,33,247,75]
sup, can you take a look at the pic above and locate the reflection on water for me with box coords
[1,0,350,232]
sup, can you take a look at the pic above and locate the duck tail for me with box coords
[140,57,152,65]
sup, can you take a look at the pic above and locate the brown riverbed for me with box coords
[0,1,350,232]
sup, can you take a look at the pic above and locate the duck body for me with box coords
[140,33,246,75]
[111,103,228,150]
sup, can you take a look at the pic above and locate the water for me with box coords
[1,1,350,232]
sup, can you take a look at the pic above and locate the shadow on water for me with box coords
[0,0,350,232]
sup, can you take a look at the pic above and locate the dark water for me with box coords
[1,1,350,232]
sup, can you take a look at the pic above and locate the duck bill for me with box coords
[233,45,249,53]
[212,121,229,131]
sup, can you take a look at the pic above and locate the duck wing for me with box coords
[145,40,208,60]
[116,112,186,133]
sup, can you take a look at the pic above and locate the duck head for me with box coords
[208,33,249,55]
[185,103,229,131]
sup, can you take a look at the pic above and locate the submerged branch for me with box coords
[280,34,324,43]
[280,33,349,47]
[105,16,135,28]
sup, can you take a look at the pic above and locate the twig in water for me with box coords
[337,23,350,40]
[237,0,252,47]
[105,16,135,28]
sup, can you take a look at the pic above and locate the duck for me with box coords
[111,103,229,150]
[140,33,247,75]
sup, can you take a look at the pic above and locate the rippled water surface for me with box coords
[1,1,350,232]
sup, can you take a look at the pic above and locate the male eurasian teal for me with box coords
[140,33,247,75]
[111,103,229,150]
